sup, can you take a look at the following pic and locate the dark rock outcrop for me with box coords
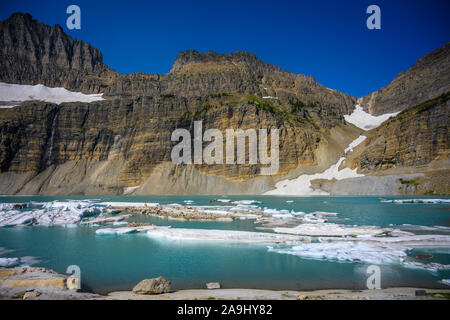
[359,43,450,115]
[0,13,117,93]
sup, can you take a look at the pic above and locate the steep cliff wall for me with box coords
[0,13,117,93]
[359,43,450,115]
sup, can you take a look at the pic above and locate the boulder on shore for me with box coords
[132,276,171,295]
[206,282,221,290]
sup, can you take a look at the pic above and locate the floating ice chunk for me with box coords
[96,226,161,235]
[0,257,20,267]
[0,82,104,107]
[146,227,306,243]
[96,227,136,235]
[100,202,159,208]
[0,200,108,226]
[344,105,400,131]
[399,224,450,233]
[441,279,450,286]
[403,261,450,272]
[274,223,390,237]
[381,199,450,204]
[269,241,409,265]
[232,200,262,205]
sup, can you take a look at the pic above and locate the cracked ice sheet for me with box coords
[273,223,391,237]
[268,241,410,265]
[269,234,450,268]
[381,199,450,204]
[0,200,106,226]
[144,227,306,243]
[99,202,159,208]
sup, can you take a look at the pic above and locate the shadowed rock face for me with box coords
[347,93,449,172]
[0,13,117,93]
[343,92,450,195]
[360,43,450,116]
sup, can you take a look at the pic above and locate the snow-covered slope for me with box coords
[0,82,104,108]
[265,135,367,195]
[344,104,400,131]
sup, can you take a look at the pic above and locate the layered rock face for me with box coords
[344,92,449,195]
[0,13,448,195]
[0,13,117,93]
[0,13,360,195]
[359,43,450,115]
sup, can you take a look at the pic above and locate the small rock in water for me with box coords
[23,290,41,300]
[132,276,171,295]
[415,290,427,296]
[206,282,221,290]
[415,254,434,260]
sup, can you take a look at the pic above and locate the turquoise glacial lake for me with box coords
[0,195,449,294]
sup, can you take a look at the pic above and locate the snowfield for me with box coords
[265,135,367,195]
[344,104,400,131]
[0,82,104,108]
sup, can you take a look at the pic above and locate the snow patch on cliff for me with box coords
[344,104,400,131]
[0,82,104,108]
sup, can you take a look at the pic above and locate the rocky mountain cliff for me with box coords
[0,13,448,195]
[0,13,117,93]
[359,43,450,115]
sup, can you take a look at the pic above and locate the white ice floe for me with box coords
[265,134,367,195]
[381,199,450,204]
[269,233,450,267]
[0,257,20,267]
[268,241,409,265]
[344,104,400,131]
[0,256,39,268]
[399,224,450,233]
[0,82,104,108]
[403,261,450,272]
[273,223,390,237]
[232,200,262,205]
[145,227,306,243]
[440,279,450,286]
[0,200,106,226]
[100,202,159,208]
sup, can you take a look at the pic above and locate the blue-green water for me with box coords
[0,195,449,293]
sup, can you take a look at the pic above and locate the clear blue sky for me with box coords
[1,0,449,97]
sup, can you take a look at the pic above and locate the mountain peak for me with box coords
[170,49,278,73]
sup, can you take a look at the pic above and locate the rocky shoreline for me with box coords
[1,267,449,300]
